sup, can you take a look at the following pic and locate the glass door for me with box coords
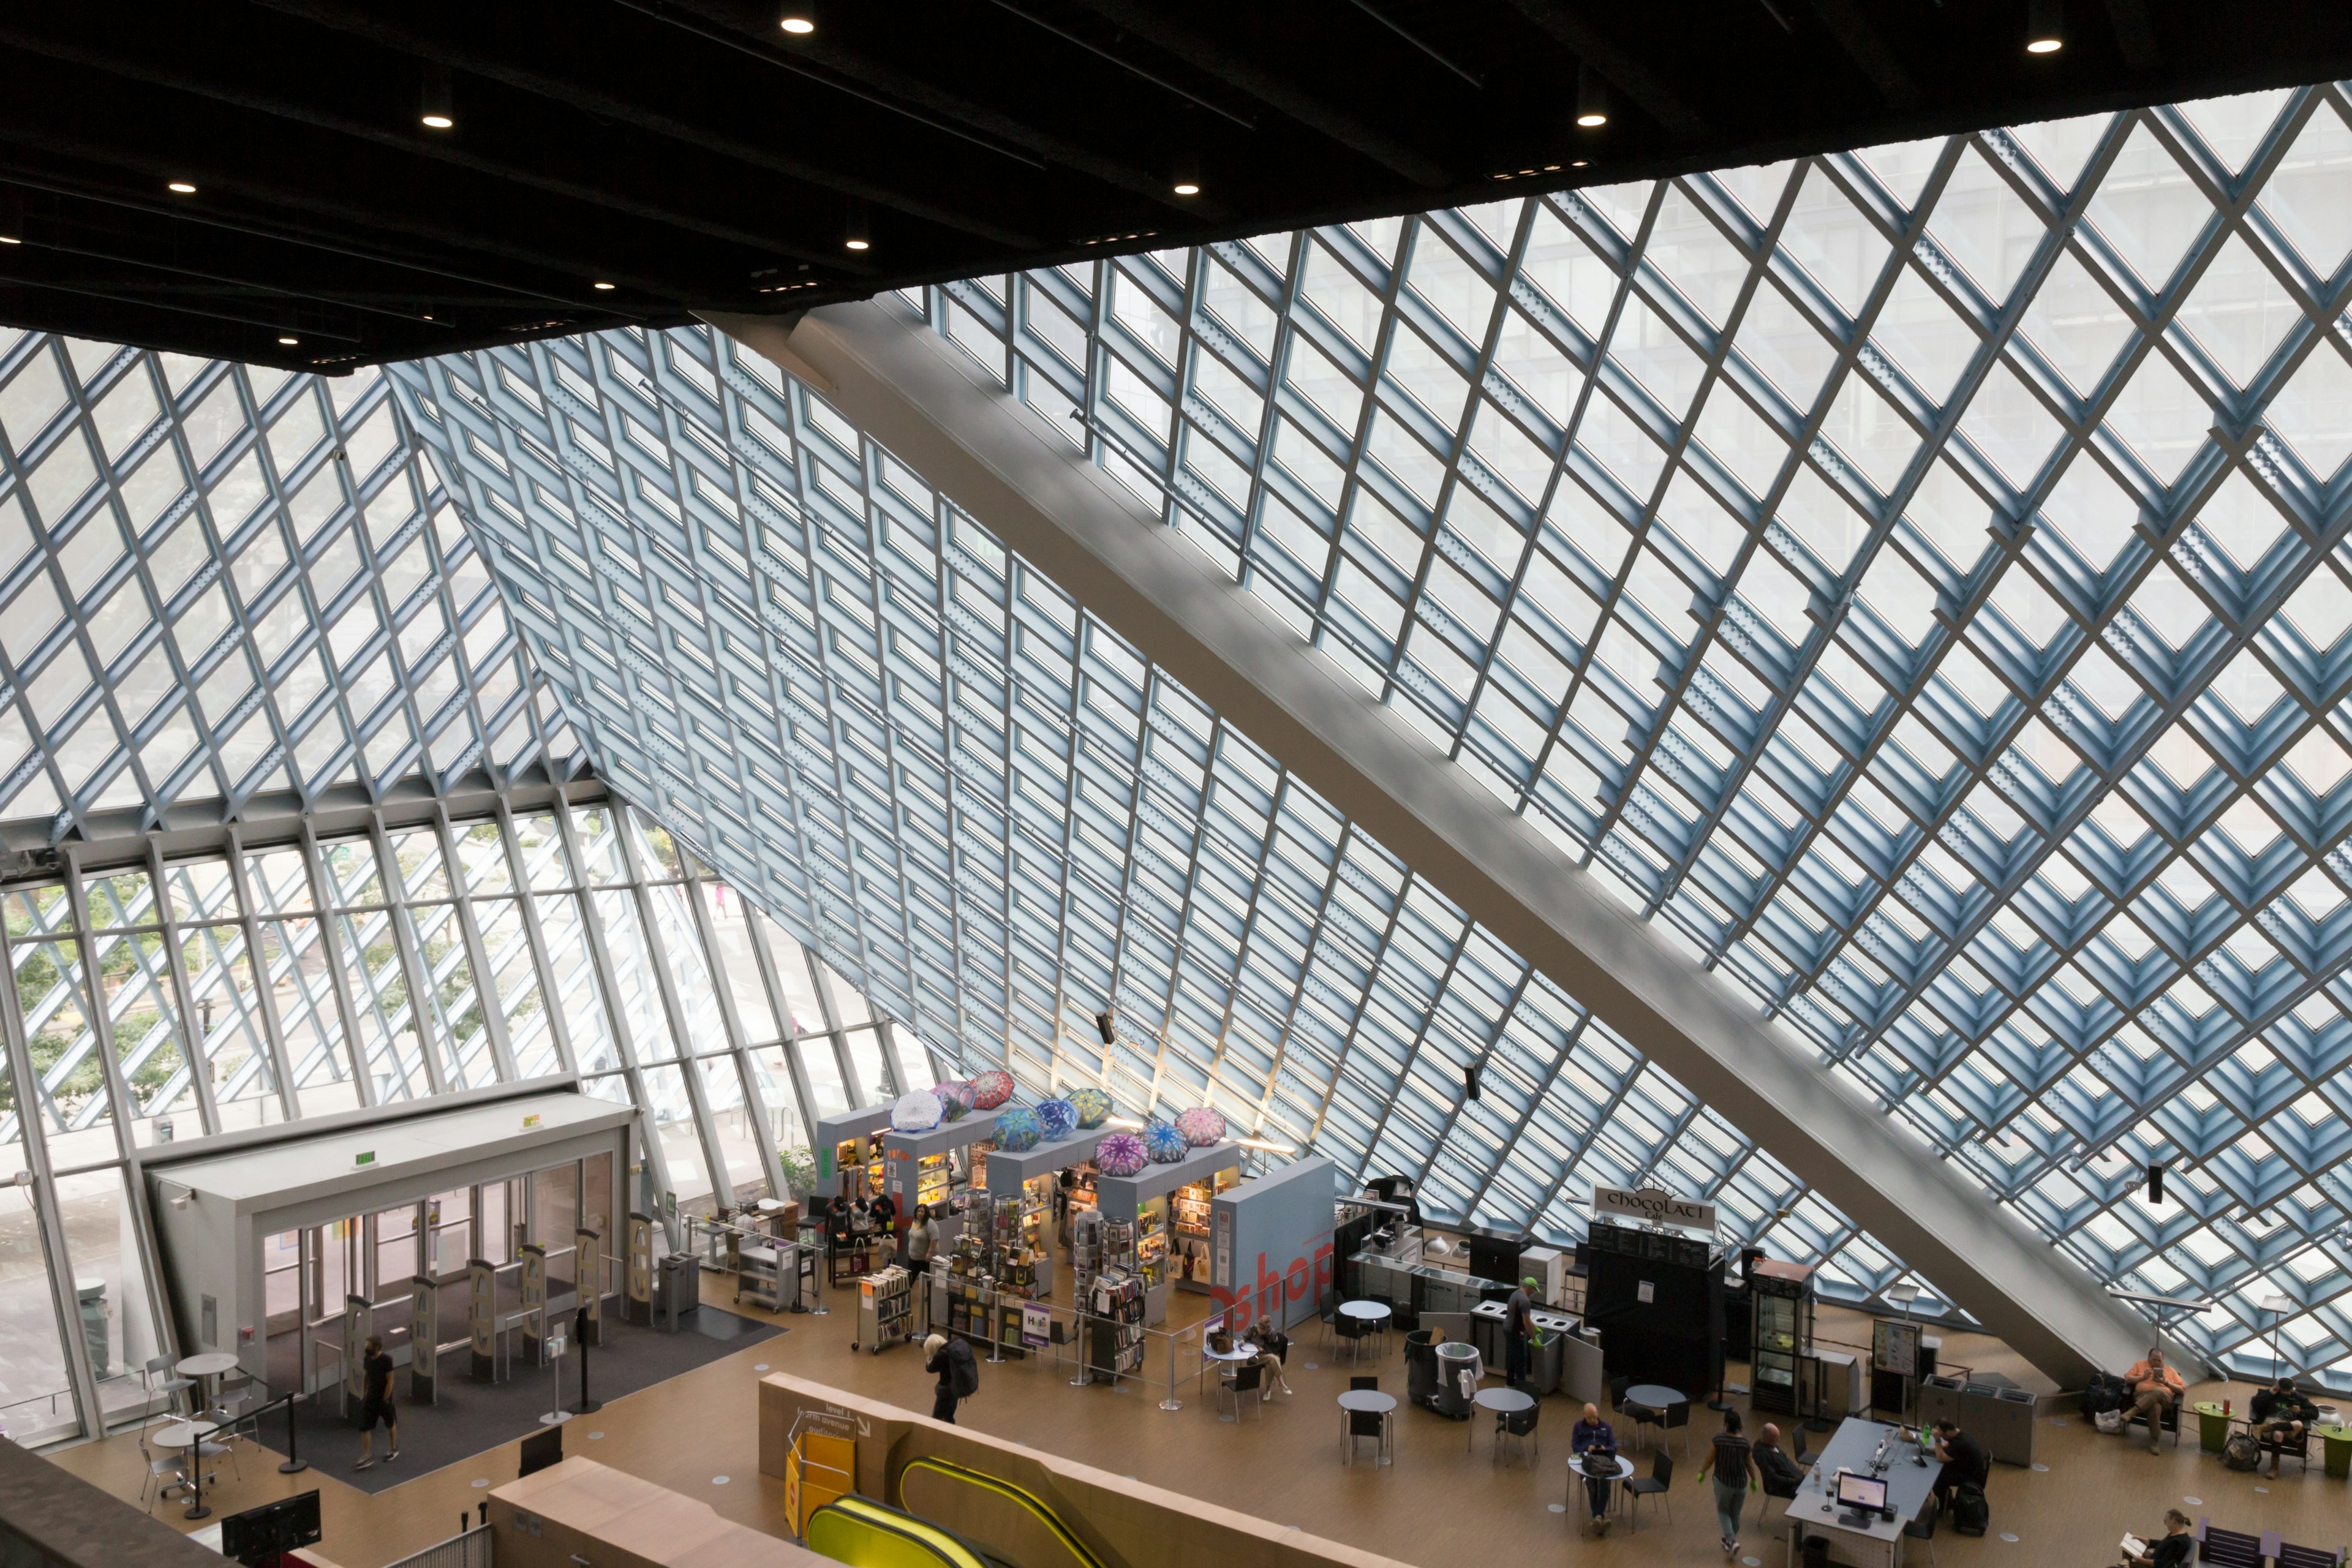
[532,1163,578,1291]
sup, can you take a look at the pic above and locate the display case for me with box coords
[1748,1259,1815,1415]
[915,1152,953,1214]
[1134,1194,1168,1287]
[829,1131,885,1199]
[1170,1168,1237,1291]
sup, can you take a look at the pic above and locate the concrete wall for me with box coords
[758,1373,1417,1568]
[1210,1156,1336,1334]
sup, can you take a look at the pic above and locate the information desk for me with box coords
[1782,1417,1939,1568]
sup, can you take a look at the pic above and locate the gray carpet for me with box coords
[242,1307,782,1496]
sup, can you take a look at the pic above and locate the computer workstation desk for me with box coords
[1783,1417,1940,1568]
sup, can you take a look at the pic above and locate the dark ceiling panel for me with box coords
[2,0,2348,370]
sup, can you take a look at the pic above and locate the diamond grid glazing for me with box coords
[889,87,2352,1379]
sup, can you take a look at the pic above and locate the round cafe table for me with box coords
[1474,1384,1536,1457]
[1339,1387,1397,1465]
[1566,1453,1635,1527]
[175,1351,241,1415]
[1338,1300,1392,1361]
[1202,1343,1256,1415]
[1623,1383,1683,1447]
[149,1418,221,1452]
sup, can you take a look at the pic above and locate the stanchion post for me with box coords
[277,1390,307,1474]
[1159,1327,1182,1411]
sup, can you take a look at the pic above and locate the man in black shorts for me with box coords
[355,1333,399,1469]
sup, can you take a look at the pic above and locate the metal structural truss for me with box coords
[394,81,2352,1389]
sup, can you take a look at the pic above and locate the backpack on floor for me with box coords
[1948,1483,1989,1537]
[2222,1433,2261,1471]
[2082,1375,2124,1418]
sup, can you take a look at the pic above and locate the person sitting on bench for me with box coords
[2250,1376,2317,1478]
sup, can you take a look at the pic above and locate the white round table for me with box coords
[1567,1453,1635,1526]
[149,1419,221,1451]
[175,1352,241,1415]
[1338,1300,1391,1361]
[1474,1385,1536,1455]
[1203,1344,1257,1417]
[1338,1388,1397,1465]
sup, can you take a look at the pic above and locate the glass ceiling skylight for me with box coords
[880,84,2352,1380]
[0,330,576,835]
[390,322,1927,1312]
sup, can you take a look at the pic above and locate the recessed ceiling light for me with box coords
[2025,34,2062,53]
[278,336,299,346]
[421,113,455,130]
[1172,181,1200,196]
[168,181,197,194]
[845,238,870,252]
[845,200,870,252]
[593,281,616,290]
[780,13,814,32]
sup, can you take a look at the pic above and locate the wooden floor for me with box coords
[49,1261,2352,1568]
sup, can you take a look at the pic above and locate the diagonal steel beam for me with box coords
[710,298,2171,1387]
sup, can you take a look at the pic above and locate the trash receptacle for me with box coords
[1405,1329,1439,1409]
[1434,1340,1479,1420]
[657,1252,699,1331]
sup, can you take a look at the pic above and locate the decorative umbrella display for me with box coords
[1035,1098,1078,1142]
[935,1080,976,1121]
[1143,1118,1188,1164]
[1175,1106,1226,1147]
[1067,1087,1113,1128]
[968,1069,1016,1110]
[1095,1129,1149,1177]
[993,1105,1042,1151]
[890,1090,943,1133]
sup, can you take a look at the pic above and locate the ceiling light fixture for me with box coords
[0,188,20,244]
[278,336,299,346]
[845,200,870,252]
[168,181,197,194]
[1171,148,1202,197]
[420,64,454,129]
[592,281,616,290]
[779,5,815,34]
[1575,63,1610,129]
[2026,0,2064,53]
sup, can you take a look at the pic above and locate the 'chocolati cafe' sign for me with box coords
[1591,1185,1717,1234]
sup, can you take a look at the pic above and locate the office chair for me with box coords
[1623,1450,1673,1532]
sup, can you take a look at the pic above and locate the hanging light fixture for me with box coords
[845,200,870,252]
[0,187,20,244]
[2026,0,2064,54]
[420,64,455,129]
[1575,63,1610,129]
[1171,147,1202,197]
[779,4,816,34]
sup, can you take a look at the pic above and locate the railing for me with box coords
[382,1521,493,1568]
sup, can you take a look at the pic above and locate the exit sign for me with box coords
[355,1151,376,1167]
[522,1114,542,1130]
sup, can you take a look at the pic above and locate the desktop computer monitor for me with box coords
[1834,1472,1889,1513]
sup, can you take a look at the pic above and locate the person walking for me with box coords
[1706,1409,1760,1558]
[924,1332,977,1424]
[353,1334,399,1469]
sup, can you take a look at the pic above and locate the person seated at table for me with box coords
[2250,1375,2318,1477]
[2120,1348,2184,1455]
[1754,1422,1806,1495]
[1243,1321,1293,1398]
[2119,1508,2193,1568]
[1570,1402,1618,1536]
[1929,1417,1988,1513]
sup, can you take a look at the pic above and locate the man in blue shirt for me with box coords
[1570,1402,1618,1534]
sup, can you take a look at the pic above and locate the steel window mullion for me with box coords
[221,824,304,1121]
[677,850,786,1199]
[614,809,735,1209]
[145,840,224,1136]
[494,796,581,1077]
[431,804,519,1084]
[364,813,450,1097]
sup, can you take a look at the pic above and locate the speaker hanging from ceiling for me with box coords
[1095,1011,1116,1046]
[2147,1163,2165,1204]
[1464,1063,1482,1102]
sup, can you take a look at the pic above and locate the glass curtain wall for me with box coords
[0,791,919,1446]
